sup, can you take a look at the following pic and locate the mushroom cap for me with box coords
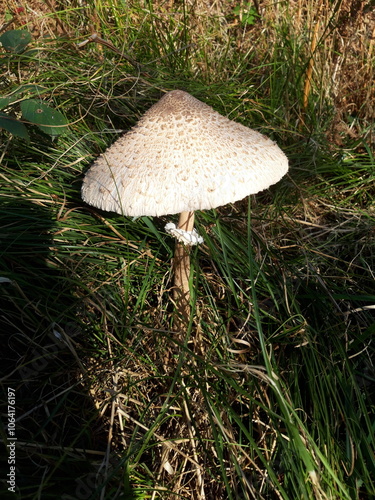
[82,90,288,216]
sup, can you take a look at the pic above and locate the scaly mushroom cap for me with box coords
[82,90,288,216]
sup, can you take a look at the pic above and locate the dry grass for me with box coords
[2,0,374,133]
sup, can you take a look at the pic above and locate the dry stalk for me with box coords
[302,0,325,113]
[117,407,202,469]
[181,378,206,499]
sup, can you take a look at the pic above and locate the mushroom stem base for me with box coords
[173,211,195,329]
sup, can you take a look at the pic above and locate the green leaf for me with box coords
[0,29,32,54]
[0,85,47,110]
[20,99,68,136]
[233,3,258,26]
[0,112,29,140]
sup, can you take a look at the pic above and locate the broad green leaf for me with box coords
[20,99,68,136]
[233,4,259,26]
[0,96,13,110]
[0,112,29,140]
[0,29,32,54]
[0,85,47,110]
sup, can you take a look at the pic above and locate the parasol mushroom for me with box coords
[81,90,288,327]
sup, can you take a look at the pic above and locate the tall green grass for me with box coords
[1,1,374,498]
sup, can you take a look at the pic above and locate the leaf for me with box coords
[233,4,259,26]
[0,29,32,54]
[0,112,29,140]
[0,85,47,110]
[20,99,68,136]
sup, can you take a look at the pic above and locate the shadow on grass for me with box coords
[0,200,132,499]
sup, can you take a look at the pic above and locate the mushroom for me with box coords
[81,90,288,328]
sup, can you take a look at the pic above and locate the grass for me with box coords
[0,0,374,498]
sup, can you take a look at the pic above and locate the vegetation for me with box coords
[0,0,374,498]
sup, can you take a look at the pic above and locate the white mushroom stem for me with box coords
[173,211,195,327]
